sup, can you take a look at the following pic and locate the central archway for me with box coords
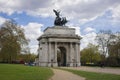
[57,47,66,66]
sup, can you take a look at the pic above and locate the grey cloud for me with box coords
[18,0,54,10]
[62,0,120,20]
[0,0,120,21]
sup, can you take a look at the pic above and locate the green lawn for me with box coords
[0,64,53,80]
[59,68,120,80]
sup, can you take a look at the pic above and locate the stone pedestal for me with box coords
[37,26,81,67]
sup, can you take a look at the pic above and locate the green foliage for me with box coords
[108,32,120,58]
[60,68,120,80]
[106,34,120,66]
[0,20,28,63]
[96,30,120,66]
[0,64,53,80]
[81,43,101,65]
[96,30,112,57]
[17,53,37,62]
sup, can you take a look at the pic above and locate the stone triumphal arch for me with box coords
[37,26,81,67]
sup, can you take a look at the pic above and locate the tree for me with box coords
[0,20,28,63]
[81,43,101,65]
[17,53,37,63]
[96,30,120,66]
[107,32,120,66]
[96,30,115,58]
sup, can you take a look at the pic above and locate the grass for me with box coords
[58,68,120,80]
[0,64,53,80]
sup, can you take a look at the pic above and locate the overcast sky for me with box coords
[0,0,120,54]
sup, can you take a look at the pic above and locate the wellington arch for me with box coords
[37,9,82,67]
[37,26,82,67]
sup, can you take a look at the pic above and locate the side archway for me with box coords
[57,47,66,66]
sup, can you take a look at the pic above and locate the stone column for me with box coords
[69,42,73,66]
[48,42,51,67]
[75,43,78,67]
[54,42,58,66]
[38,47,41,66]
[38,42,42,66]
[78,43,81,66]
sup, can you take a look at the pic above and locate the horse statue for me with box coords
[53,9,68,26]
[61,17,68,26]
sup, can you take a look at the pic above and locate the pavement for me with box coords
[62,66,120,75]
[49,66,120,80]
[49,68,85,80]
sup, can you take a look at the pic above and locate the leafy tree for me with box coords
[0,20,28,63]
[17,53,37,63]
[96,30,115,57]
[96,30,120,66]
[107,32,120,66]
[81,43,101,65]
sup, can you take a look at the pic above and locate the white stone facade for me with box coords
[37,26,81,67]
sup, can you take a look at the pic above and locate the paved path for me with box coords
[63,66,120,75]
[49,68,85,80]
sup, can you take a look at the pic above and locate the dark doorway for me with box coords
[57,47,66,66]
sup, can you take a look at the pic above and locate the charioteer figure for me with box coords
[53,9,68,26]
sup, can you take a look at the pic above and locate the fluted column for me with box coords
[75,43,78,66]
[69,42,73,66]
[75,43,80,66]
[55,42,57,62]
[70,42,72,62]
[78,43,80,66]
[48,42,51,65]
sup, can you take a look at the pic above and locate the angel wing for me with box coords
[53,9,60,17]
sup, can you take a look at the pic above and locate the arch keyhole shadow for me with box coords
[57,47,66,66]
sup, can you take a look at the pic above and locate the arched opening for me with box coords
[57,47,66,66]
